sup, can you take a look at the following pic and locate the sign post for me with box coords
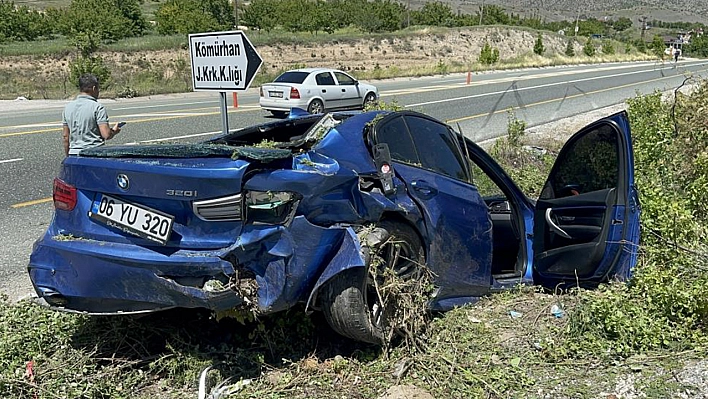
[188,30,263,135]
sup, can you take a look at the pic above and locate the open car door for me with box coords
[533,111,640,289]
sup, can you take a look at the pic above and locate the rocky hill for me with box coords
[412,0,708,24]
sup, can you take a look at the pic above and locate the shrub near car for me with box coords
[28,109,639,344]
[259,68,378,117]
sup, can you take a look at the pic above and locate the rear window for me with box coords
[274,71,309,84]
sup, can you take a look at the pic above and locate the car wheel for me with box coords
[363,92,377,109]
[307,99,324,114]
[270,111,287,118]
[322,221,425,345]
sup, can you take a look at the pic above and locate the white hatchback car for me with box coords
[259,68,379,117]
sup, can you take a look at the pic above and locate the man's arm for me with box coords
[62,125,70,156]
[98,122,122,140]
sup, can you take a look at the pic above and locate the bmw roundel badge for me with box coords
[116,174,130,190]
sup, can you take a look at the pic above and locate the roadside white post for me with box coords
[188,30,263,135]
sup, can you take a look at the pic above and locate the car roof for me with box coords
[286,67,343,74]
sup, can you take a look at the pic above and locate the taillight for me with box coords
[290,87,300,99]
[53,178,77,211]
[259,87,263,97]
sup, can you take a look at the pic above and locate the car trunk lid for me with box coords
[56,144,256,250]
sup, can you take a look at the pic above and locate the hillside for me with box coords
[13,0,708,25]
[411,0,708,24]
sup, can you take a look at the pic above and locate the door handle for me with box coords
[545,208,572,239]
[341,89,346,92]
[411,180,437,198]
[322,89,326,93]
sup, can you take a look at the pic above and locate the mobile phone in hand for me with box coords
[117,121,127,128]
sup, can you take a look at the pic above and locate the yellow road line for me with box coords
[11,197,53,208]
[0,107,257,138]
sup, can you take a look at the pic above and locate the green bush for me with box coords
[69,56,111,90]
[601,40,615,54]
[533,34,545,56]
[479,41,500,65]
[583,39,596,56]
[564,39,575,57]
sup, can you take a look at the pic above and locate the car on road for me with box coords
[259,68,378,117]
[28,109,639,344]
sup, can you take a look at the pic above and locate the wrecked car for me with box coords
[28,109,640,344]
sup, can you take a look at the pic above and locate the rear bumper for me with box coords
[27,216,365,315]
[28,232,242,314]
[259,97,310,112]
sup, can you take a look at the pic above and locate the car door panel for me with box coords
[314,72,339,109]
[533,111,640,288]
[373,113,494,300]
[333,71,361,109]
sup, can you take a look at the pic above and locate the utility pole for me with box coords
[574,11,579,36]
[479,0,484,25]
[407,0,411,28]
[639,16,647,40]
[233,0,239,28]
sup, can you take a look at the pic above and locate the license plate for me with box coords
[89,194,174,245]
[269,91,283,98]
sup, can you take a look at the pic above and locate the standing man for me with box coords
[62,73,122,156]
[674,48,680,63]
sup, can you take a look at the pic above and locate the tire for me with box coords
[307,99,324,114]
[270,110,287,118]
[322,221,424,344]
[363,92,377,109]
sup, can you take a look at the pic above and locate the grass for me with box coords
[2,287,705,398]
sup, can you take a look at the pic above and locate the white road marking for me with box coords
[0,158,23,164]
[404,63,708,107]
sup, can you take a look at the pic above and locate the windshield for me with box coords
[274,71,309,84]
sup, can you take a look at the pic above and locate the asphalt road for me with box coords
[1,59,707,300]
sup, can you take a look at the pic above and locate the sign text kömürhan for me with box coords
[188,31,263,92]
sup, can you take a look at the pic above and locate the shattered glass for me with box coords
[79,144,236,158]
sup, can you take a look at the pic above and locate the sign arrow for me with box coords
[188,30,263,92]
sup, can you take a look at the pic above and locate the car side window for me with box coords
[404,116,468,180]
[541,124,619,199]
[376,116,419,165]
[315,72,335,86]
[334,72,356,86]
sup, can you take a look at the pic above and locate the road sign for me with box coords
[188,30,263,92]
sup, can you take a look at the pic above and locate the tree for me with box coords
[241,0,278,32]
[477,5,510,25]
[0,0,55,42]
[612,17,632,32]
[533,34,545,56]
[565,39,575,57]
[686,34,708,57]
[56,0,147,42]
[155,0,234,35]
[352,0,403,33]
[583,39,596,56]
[650,34,665,59]
[412,1,455,27]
